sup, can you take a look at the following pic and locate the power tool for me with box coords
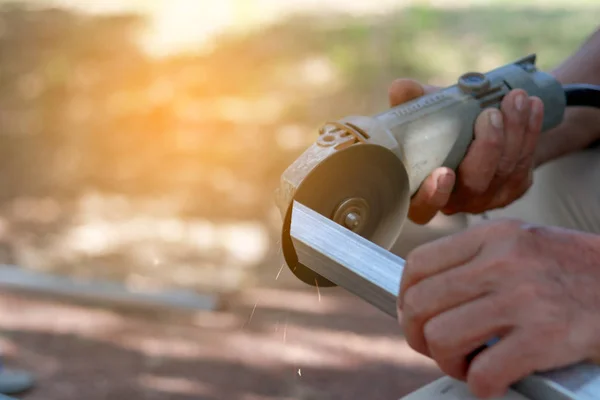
[275,54,600,400]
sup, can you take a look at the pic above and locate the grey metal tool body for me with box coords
[277,54,566,287]
[290,201,600,400]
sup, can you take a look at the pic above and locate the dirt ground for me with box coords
[0,265,443,400]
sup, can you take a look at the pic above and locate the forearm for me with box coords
[534,27,600,167]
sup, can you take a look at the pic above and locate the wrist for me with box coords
[534,107,600,167]
[534,70,600,168]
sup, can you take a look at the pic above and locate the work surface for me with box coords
[0,273,442,400]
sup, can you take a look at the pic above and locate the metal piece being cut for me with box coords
[290,201,600,400]
[290,201,404,317]
[280,144,410,288]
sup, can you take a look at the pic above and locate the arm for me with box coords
[535,27,600,167]
[392,28,600,222]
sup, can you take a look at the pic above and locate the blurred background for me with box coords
[0,0,597,399]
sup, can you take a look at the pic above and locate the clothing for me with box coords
[391,147,600,257]
[467,147,600,234]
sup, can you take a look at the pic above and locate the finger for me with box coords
[492,98,542,208]
[454,108,505,194]
[399,228,486,307]
[423,294,512,365]
[408,167,455,225]
[515,96,544,171]
[467,331,543,398]
[434,355,470,382]
[495,90,530,179]
[402,263,494,352]
[401,259,500,357]
[389,78,438,107]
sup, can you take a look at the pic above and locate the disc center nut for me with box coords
[344,212,361,229]
[332,198,370,233]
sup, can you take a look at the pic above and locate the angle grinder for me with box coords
[275,53,600,288]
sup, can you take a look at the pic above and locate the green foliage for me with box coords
[0,2,597,218]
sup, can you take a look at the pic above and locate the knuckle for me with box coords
[437,359,467,381]
[405,248,427,273]
[463,182,485,196]
[424,319,448,354]
[468,367,497,398]
[485,258,514,277]
[535,304,569,339]
[483,219,522,239]
[496,157,515,178]
[402,287,424,320]
[492,295,517,323]
[406,337,429,357]
[506,237,533,259]
[404,250,419,267]
[506,156,532,175]
[474,262,510,294]
[404,328,429,356]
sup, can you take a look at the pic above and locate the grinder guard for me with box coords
[280,144,410,287]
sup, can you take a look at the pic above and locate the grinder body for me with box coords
[277,54,567,287]
[362,53,565,195]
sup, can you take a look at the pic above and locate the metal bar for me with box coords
[0,265,219,313]
[291,201,404,317]
[290,201,600,400]
[516,363,600,400]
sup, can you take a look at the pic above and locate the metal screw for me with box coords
[344,212,361,230]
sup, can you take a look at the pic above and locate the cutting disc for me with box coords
[282,143,410,287]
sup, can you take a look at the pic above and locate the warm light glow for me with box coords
[141,0,235,56]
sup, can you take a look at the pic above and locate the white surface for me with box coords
[401,377,530,400]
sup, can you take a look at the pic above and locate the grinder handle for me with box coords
[366,54,567,196]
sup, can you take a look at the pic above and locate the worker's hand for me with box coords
[388,79,545,224]
[397,219,600,398]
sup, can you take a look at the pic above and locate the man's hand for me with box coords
[397,220,600,398]
[389,79,545,224]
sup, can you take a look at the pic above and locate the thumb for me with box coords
[389,78,439,107]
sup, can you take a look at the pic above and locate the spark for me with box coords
[275,264,284,280]
[242,297,260,329]
[297,368,302,376]
[315,278,321,302]
[282,317,288,343]
[248,301,258,324]
[275,238,282,254]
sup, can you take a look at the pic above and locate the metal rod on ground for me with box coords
[0,265,219,313]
